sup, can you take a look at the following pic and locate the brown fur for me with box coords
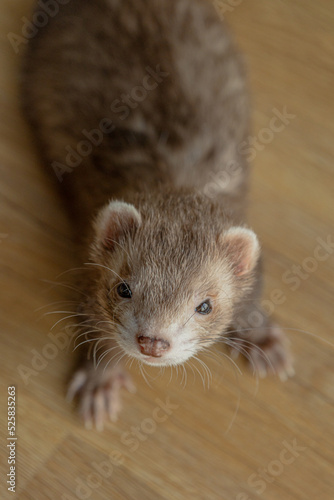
[22,0,249,226]
[21,0,292,427]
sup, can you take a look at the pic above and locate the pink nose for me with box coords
[137,335,170,357]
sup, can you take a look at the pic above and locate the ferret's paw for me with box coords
[67,366,136,430]
[232,323,295,381]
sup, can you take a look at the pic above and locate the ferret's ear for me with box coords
[222,227,260,276]
[94,201,141,250]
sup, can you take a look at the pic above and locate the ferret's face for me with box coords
[101,257,236,367]
[90,200,259,367]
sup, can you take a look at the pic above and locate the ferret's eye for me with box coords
[195,300,212,315]
[117,282,132,299]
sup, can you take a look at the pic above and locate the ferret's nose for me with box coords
[137,335,170,357]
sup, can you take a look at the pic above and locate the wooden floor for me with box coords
[1,1,333,499]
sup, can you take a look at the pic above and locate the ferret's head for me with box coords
[88,194,260,367]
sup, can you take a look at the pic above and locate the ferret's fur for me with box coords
[22,0,293,429]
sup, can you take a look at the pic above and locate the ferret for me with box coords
[22,0,293,429]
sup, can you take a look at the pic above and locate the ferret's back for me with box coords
[22,0,249,218]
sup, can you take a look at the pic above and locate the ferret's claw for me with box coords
[68,366,135,430]
[106,379,122,422]
[66,370,87,402]
[120,372,137,394]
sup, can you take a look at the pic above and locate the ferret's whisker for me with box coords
[73,333,102,351]
[55,266,93,279]
[139,362,152,388]
[181,364,187,389]
[195,356,212,389]
[50,313,89,331]
[34,300,79,313]
[208,333,276,376]
[43,310,82,316]
[226,337,275,375]
[93,338,115,366]
[97,346,120,369]
[280,327,334,349]
[40,279,89,298]
[198,347,242,435]
[224,369,242,436]
[182,311,196,328]
[214,350,243,376]
[191,357,206,388]
[186,360,196,384]
[94,319,118,328]
[74,329,99,342]
[37,309,81,322]
[195,339,244,375]
[168,365,174,385]
[221,340,260,392]
[102,350,124,374]
[206,326,334,351]
[113,352,128,370]
[84,262,127,287]
[72,325,110,346]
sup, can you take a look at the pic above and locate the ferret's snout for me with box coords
[137,335,170,357]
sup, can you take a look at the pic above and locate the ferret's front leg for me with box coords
[229,316,294,380]
[67,340,135,430]
[229,280,294,380]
